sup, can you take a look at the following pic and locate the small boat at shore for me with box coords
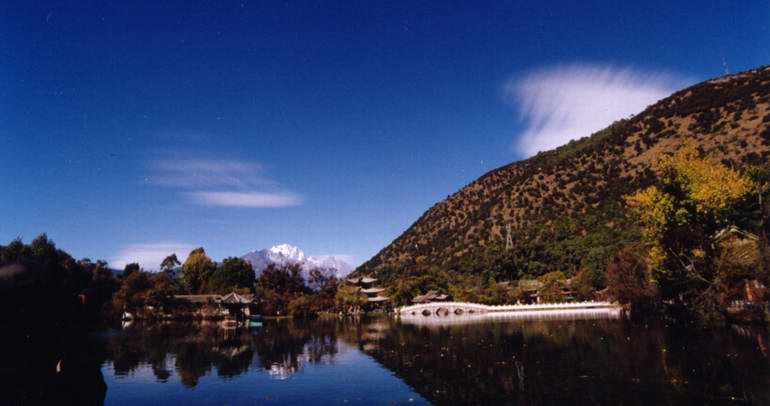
[248,314,263,328]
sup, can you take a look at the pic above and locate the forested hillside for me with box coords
[356,66,770,291]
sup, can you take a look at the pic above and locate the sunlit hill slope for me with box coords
[355,66,770,285]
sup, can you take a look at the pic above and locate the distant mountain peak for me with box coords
[267,243,306,262]
[242,244,353,281]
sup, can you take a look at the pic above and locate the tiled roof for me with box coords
[412,290,449,303]
[367,295,389,302]
[518,279,543,291]
[219,292,254,304]
[174,294,221,304]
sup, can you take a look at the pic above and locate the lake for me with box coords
[10,314,770,405]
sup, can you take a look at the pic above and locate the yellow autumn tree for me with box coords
[625,186,672,268]
[625,140,756,285]
[657,141,754,214]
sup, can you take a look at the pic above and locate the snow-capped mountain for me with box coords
[305,255,353,276]
[241,244,353,279]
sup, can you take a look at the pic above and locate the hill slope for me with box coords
[356,66,770,284]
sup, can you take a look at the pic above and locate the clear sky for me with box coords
[2,1,769,269]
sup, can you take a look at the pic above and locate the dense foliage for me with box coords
[0,236,351,320]
[624,142,770,320]
[0,235,118,331]
[254,264,339,317]
[605,244,657,310]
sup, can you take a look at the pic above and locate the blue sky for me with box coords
[2,1,769,269]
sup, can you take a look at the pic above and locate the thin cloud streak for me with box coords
[110,242,196,271]
[147,156,302,208]
[188,191,303,208]
[505,64,686,157]
[148,159,272,189]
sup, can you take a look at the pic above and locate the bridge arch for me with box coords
[398,301,617,318]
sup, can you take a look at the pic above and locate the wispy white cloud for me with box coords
[187,191,303,208]
[148,159,273,189]
[110,242,196,271]
[147,157,302,208]
[504,64,687,157]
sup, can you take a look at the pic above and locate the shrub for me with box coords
[605,245,656,308]
[288,295,316,319]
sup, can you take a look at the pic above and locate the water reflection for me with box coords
[104,321,340,386]
[350,318,770,405]
[4,317,770,405]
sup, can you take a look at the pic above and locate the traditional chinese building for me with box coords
[346,276,390,305]
[411,290,449,304]
[517,279,574,304]
[172,292,257,321]
[713,226,767,318]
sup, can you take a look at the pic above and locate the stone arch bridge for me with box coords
[398,301,618,317]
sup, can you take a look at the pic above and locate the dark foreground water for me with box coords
[7,314,770,405]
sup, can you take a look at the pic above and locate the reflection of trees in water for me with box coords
[103,320,340,387]
[340,319,770,406]
[106,324,224,386]
[101,319,770,404]
[251,320,338,378]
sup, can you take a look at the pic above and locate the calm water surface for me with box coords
[34,315,770,405]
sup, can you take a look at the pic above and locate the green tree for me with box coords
[288,294,315,318]
[307,269,338,293]
[207,257,256,294]
[538,271,566,302]
[0,234,93,304]
[113,271,152,309]
[254,264,308,316]
[180,247,216,294]
[746,165,770,278]
[256,263,306,294]
[572,269,598,300]
[146,272,176,309]
[335,283,366,313]
[605,245,656,308]
[160,254,181,274]
[122,262,141,278]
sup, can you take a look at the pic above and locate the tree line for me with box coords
[0,237,350,321]
[111,247,350,319]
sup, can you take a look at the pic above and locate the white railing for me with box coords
[399,307,623,326]
[398,300,617,315]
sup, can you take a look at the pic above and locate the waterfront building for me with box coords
[345,276,390,305]
[517,279,575,304]
[411,290,449,304]
[172,292,257,321]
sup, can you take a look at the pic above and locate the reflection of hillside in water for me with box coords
[340,317,770,406]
